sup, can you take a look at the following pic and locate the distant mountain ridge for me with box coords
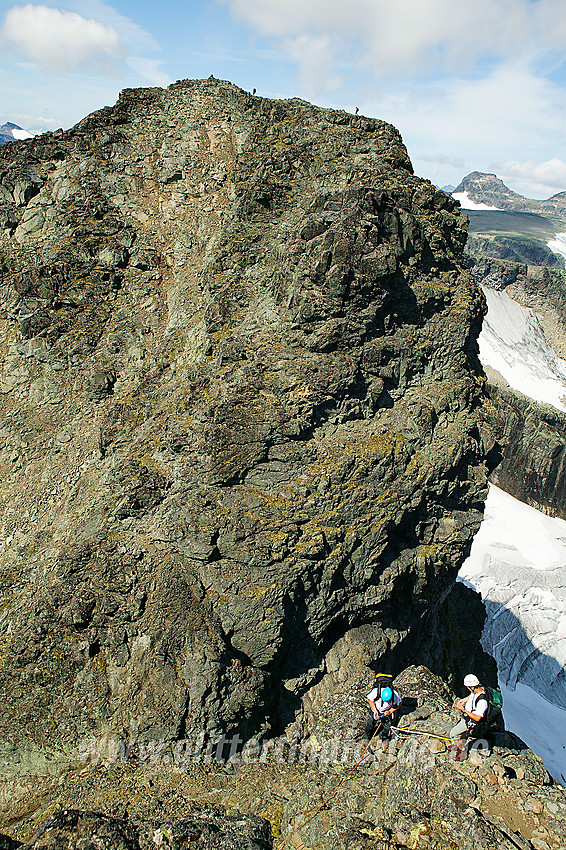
[454,171,566,216]
[454,171,566,269]
[0,121,34,145]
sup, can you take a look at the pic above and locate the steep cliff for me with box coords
[0,79,492,792]
[469,258,566,516]
[486,387,566,517]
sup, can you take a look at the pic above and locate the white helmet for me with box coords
[464,674,480,688]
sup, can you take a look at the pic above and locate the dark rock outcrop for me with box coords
[5,809,271,850]
[485,385,566,518]
[0,79,493,805]
[0,835,21,850]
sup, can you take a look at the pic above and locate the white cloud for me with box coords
[0,111,54,127]
[282,34,340,96]
[495,158,566,194]
[70,0,159,54]
[419,154,466,169]
[70,1,170,85]
[226,0,566,85]
[366,65,557,155]
[356,63,566,196]
[1,4,124,70]
[127,56,172,87]
[1,3,170,86]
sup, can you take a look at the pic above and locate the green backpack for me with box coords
[481,685,503,727]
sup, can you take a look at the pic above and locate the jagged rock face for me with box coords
[468,258,566,516]
[0,78,491,774]
[486,386,566,518]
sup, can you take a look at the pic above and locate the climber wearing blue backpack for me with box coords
[364,677,402,742]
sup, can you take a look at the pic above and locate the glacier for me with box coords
[478,285,566,412]
[461,276,566,782]
[459,485,566,782]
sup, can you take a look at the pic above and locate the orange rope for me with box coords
[276,721,383,850]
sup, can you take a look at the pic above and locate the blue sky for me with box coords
[1,0,566,197]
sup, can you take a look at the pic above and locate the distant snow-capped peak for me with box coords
[453,171,566,216]
[0,121,34,144]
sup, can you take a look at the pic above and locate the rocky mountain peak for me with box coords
[0,77,497,826]
[454,171,566,215]
[0,121,34,145]
[455,171,521,207]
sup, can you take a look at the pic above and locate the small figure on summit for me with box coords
[365,676,401,742]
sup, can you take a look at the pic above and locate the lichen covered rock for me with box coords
[0,79,492,783]
[3,809,271,850]
[4,667,565,850]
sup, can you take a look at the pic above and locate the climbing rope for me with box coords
[275,722,383,850]
[275,721,456,848]
[391,725,453,742]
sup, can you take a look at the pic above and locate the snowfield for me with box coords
[464,277,566,781]
[478,284,566,412]
[10,127,33,140]
[452,191,502,210]
[548,232,566,263]
[500,682,566,785]
[459,484,566,783]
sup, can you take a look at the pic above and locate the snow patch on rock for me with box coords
[547,232,566,263]
[478,284,566,412]
[452,191,502,211]
[10,127,33,140]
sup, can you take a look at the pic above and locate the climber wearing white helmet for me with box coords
[449,673,488,760]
